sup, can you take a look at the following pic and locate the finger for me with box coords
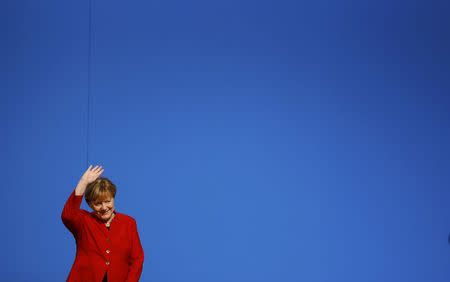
[94,166,102,172]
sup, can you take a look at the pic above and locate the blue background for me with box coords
[2,0,450,281]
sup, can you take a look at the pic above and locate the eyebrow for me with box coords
[94,199,111,204]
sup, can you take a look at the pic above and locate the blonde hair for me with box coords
[85,177,117,204]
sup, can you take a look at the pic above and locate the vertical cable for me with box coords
[86,0,93,167]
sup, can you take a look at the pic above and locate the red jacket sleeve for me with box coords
[61,190,85,236]
[125,219,145,282]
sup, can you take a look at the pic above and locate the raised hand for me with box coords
[81,165,104,184]
[75,165,104,196]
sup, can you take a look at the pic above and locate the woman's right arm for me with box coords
[61,165,104,235]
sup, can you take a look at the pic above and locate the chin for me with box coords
[97,211,113,221]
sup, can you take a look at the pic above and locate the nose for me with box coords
[101,203,108,210]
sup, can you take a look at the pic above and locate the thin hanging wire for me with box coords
[86,0,93,167]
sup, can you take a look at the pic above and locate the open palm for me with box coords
[81,165,104,184]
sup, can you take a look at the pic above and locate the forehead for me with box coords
[92,191,113,203]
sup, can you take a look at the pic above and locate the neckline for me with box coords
[105,212,116,228]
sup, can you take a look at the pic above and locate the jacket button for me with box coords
[106,238,110,242]
[106,249,110,254]
[106,261,110,266]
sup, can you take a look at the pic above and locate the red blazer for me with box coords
[61,191,144,282]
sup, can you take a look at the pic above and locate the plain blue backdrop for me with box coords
[2,0,450,281]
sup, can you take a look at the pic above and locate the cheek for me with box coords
[103,204,114,212]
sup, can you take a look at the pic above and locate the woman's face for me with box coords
[90,196,115,222]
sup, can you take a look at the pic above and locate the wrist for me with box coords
[74,179,89,196]
[79,178,89,186]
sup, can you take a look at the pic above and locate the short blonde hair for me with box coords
[85,177,117,204]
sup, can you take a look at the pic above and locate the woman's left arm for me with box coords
[125,219,145,282]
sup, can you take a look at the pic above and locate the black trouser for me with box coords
[102,273,108,282]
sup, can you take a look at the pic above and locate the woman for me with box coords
[62,165,144,282]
